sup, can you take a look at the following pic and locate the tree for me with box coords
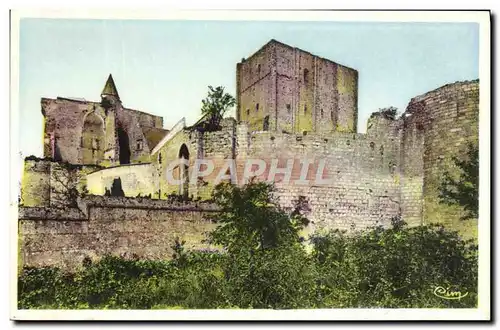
[199,86,235,131]
[208,181,306,253]
[439,142,479,220]
[207,181,317,308]
[378,106,399,120]
[50,163,87,208]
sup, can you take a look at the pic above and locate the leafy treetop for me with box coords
[197,86,236,131]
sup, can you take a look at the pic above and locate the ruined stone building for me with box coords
[42,74,168,166]
[19,39,480,269]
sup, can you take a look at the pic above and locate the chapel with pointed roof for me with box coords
[40,74,169,167]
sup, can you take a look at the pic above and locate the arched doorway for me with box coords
[178,144,190,198]
[81,112,105,164]
[117,126,131,164]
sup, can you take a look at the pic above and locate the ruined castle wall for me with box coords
[18,196,217,270]
[86,163,155,197]
[41,97,162,167]
[234,127,401,232]
[153,129,199,199]
[116,108,153,164]
[41,97,121,166]
[123,108,163,129]
[399,105,425,227]
[408,80,479,237]
[102,107,119,166]
[42,98,108,164]
[21,160,51,207]
[194,119,237,200]
[21,159,101,207]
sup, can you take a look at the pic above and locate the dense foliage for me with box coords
[310,217,477,308]
[19,182,477,309]
[439,142,479,220]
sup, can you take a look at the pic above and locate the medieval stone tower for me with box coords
[236,39,358,134]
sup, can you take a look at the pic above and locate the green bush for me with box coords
[18,252,228,309]
[221,244,317,309]
[18,267,72,309]
[311,217,478,308]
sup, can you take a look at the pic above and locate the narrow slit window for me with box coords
[136,139,144,151]
[263,116,269,131]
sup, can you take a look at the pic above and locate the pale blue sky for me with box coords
[18,19,479,157]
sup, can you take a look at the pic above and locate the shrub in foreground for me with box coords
[311,217,478,308]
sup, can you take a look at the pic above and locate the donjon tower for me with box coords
[236,39,358,134]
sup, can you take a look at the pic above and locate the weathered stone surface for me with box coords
[236,39,358,134]
[405,80,479,236]
[41,76,167,167]
[19,196,218,270]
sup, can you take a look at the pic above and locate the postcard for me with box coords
[10,9,491,321]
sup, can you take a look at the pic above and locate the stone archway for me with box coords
[178,144,190,198]
[81,112,105,165]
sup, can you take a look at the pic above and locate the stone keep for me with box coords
[236,40,358,134]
